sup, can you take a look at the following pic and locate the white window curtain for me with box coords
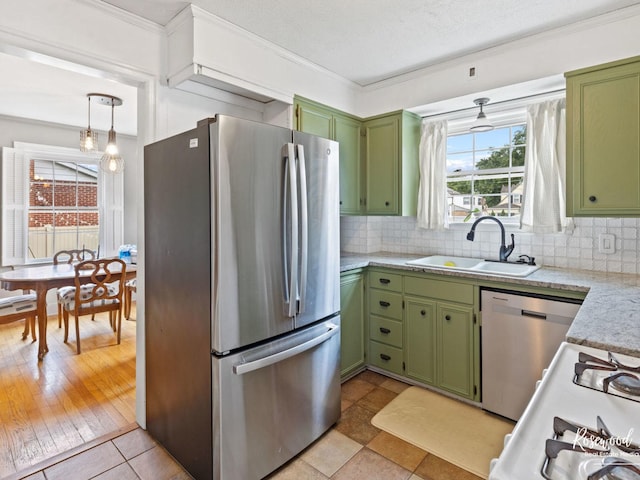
[520,98,573,233]
[417,119,448,230]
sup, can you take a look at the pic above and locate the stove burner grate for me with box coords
[541,416,640,480]
[605,373,640,397]
[574,351,640,402]
[588,457,640,480]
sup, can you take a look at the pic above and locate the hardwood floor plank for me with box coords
[0,308,137,478]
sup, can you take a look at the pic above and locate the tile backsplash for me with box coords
[340,216,640,274]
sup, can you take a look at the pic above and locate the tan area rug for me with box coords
[371,386,514,479]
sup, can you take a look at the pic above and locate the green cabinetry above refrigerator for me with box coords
[294,96,420,216]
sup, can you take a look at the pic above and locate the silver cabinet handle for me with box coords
[233,324,339,375]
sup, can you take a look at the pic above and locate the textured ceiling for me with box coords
[1,0,640,133]
[103,0,640,86]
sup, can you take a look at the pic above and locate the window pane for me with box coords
[512,125,526,146]
[28,159,100,261]
[474,127,510,150]
[446,122,526,222]
[447,133,473,153]
[447,152,474,173]
[512,146,525,167]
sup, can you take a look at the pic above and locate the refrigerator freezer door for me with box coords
[212,116,296,353]
[292,130,340,329]
[213,317,341,480]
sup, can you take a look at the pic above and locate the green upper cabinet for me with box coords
[566,56,640,216]
[334,114,363,214]
[294,96,421,217]
[295,97,333,139]
[295,96,363,215]
[363,111,420,216]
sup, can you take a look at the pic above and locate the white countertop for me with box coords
[340,252,640,358]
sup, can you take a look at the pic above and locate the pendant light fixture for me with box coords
[97,94,124,174]
[470,97,494,132]
[79,94,98,152]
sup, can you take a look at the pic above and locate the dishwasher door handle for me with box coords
[521,309,547,320]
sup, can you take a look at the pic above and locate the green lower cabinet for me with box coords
[340,271,365,378]
[405,298,474,399]
[405,298,437,385]
[437,302,474,398]
[369,340,404,376]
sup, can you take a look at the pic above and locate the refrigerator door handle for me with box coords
[232,323,339,375]
[296,144,308,314]
[282,143,298,318]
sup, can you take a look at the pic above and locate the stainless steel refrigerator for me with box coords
[144,115,341,480]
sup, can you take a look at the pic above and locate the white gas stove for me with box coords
[489,342,640,480]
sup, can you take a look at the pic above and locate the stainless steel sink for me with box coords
[406,255,541,277]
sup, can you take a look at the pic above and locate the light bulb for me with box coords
[100,152,124,174]
[105,128,118,155]
[106,142,118,155]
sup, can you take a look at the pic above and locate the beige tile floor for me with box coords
[11,370,481,480]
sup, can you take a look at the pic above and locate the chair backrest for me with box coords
[73,258,126,309]
[54,249,96,265]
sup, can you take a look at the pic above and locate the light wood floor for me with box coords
[0,307,137,479]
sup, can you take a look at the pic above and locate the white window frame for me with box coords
[2,142,124,266]
[445,107,527,225]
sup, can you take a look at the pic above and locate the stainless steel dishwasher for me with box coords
[481,289,582,421]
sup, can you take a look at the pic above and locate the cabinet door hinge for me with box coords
[473,313,477,324]
[295,104,300,119]
[402,361,406,371]
[473,385,478,396]
[402,300,405,309]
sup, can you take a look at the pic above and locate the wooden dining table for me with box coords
[0,262,137,360]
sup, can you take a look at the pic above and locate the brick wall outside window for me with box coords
[28,161,98,228]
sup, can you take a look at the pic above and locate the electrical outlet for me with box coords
[598,233,615,254]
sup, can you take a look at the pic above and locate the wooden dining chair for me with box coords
[0,292,37,342]
[60,258,126,354]
[54,249,96,328]
[124,278,136,320]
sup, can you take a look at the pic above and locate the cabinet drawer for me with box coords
[370,315,403,348]
[369,271,402,292]
[404,276,473,304]
[369,341,403,375]
[369,290,403,319]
